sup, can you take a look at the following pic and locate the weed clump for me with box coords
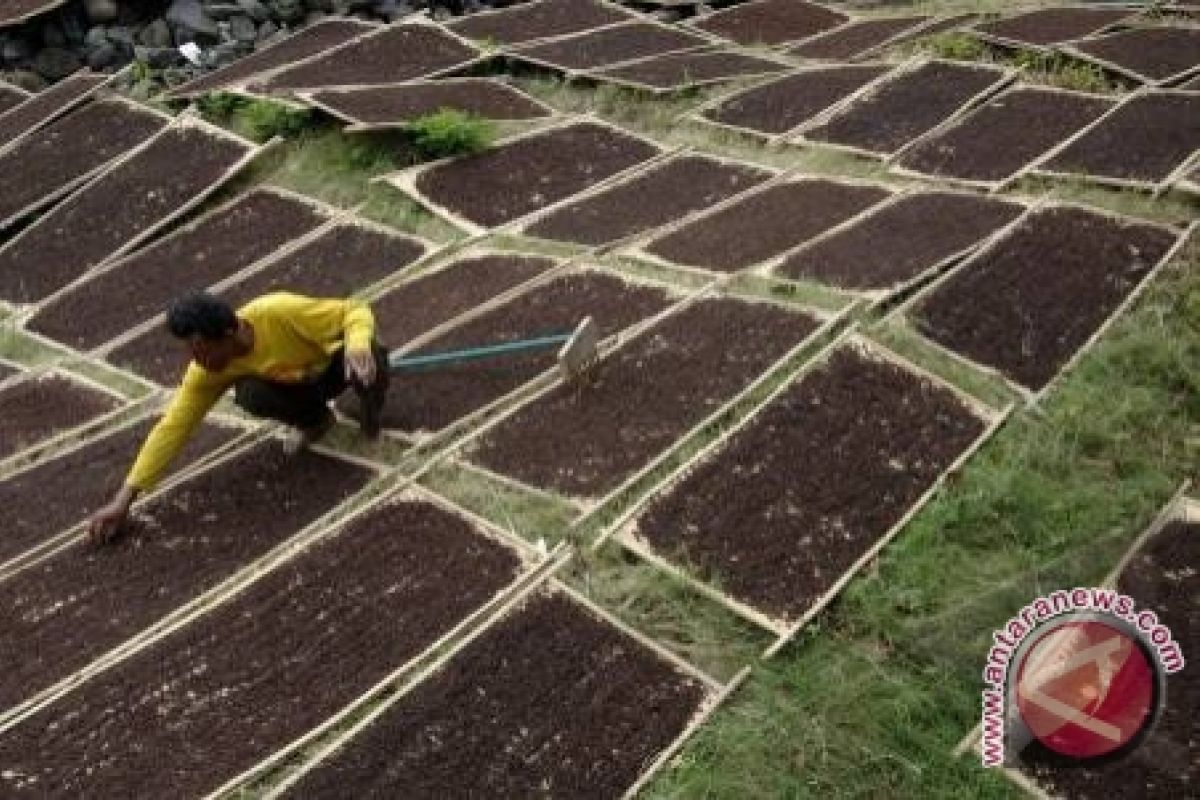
[405,109,495,161]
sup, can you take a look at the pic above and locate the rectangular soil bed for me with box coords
[0,81,29,114]
[971,7,1132,49]
[616,338,992,631]
[278,588,715,800]
[302,79,553,129]
[28,188,330,351]
[587,49,793,92]
[637,177,891,273]
[511,20,714,71]
[0,70,105,147]
[0,371,122,460]
[0,119,257,304]
[690,0,847,46]
[0,440,373,715]
[799,59,1012,157]
[911,205,1182,393]
[519,153,771,247]
[786,17,932,61]
[1037,91,1200,188]
[0,415,240,569]
[893,87,1114,188]
[346,269,677,435]
[446,0,637,46]
[105,220,429,386]
[777,191,1025,293]
[164,19,378,98]
[402,120,662,231]
[697,64,894,138]
[467,295,824,501]
[253,23,480,93]
[0,98,166,230]
[0,490,531,798]
[0,0,66,28]
[1065,26,1200,85]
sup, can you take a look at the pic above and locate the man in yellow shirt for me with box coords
[87,290,388,542]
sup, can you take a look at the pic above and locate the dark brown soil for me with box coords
[692,0,847,46]
[1042,92,1200,184]
[523,154,771,246]
[805,60,1008,155]
[447,0,634,46]
[787,17,929,60]
[372,253,556,347]
[0,497,523,798]
[0,373,122,459]
[593,49,791,90]
[0,0,68,26]
[357,270,674,433]
[703,64,892,135]
[897,87,1113,184]
[166,19,376,97]
[0,71,104,147]
[415,121,660,228]
[645,179,890,272]
[974,7,1131,47]
[256,24,479,92]
[0,126,250,304]
[1074,27,1200,82]
[513,21,711,70]
[471,296,820,498]
[0,440,372,713]
[29,190,328,350]
[0,82,28,115]
[284,591,708,800]
[779,192,1024,289]
[914,206,1178,391]
[0,417,237,568]
[637,345,984,619]
[310,79,550,125]
[107,222,426,386]
[1023,521,1198,798]
[0,100,165,227]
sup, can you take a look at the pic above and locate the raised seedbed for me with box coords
[694,64,895,139]
[776,191,1025,297]
[786,16,932,61]
[446,0,637,46]
[0,488,541,797]
[605,336,1000,651]
[892,86,1114,190]
[164,19,379,98]
[28,188,331,351]
[395,119,663,233]
[970,7,1132,50]
[634,177,891,273]
[0,439,374,716]
[1061,26,1200,85]
[798,59,1014,158]
[359,268,677,436]
[910,205,1185,395]
[253,22,481,93]
[690,0,847,46]
[586,48,794,93]
[510,20,715,72]
[1037,90,1200,190]
[0,69,106,147]
[518,153,771,247]
[0,98,167,232]
[466,293,828,502]
[0,117,260,305]
[0,0,65,28]
[272,585,726,799]
[105,219,430,386]
[0,370,123,460]
[1180,72,1200,89]
[300,78,554,131]
[0,80,28,114]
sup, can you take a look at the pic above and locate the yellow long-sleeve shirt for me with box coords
[127,292,375,491]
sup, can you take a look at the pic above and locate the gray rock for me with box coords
[84,0,119,23]
[33,47,83,80]
[236,0,272,22]
[228,14,258,43]
[304,10,328,25]
[138,19,173,49]
[1,37,33,64]
[649,9,683,23]
[84,26,109,48]
[168,0,220,38]
[61,12,88,45]
[257,20,279,40]
[86,41,118,70]
[269,0,306,23]
[134,45,183,69]
[42,22,67,48]
[6,70,46,92]
[106,26,136,46]
[204,41,245,67]
[203,2,242,20]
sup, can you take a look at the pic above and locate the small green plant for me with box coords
[240,99,313,141]
[1014,50,1112,92]
[925,32,987,62]
[404,109,495,161]
[196,92,244,121]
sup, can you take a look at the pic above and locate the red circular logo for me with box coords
[1015,619,1157,760]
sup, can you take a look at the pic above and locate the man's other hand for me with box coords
[345,347,377,387]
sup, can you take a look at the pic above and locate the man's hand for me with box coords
[345,347,377,387]
[87,485,138,545]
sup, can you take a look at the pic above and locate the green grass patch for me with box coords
[404,109,495,161]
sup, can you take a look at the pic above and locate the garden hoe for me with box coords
[388,316,600,382]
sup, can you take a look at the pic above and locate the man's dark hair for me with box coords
[166,292,238,341]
